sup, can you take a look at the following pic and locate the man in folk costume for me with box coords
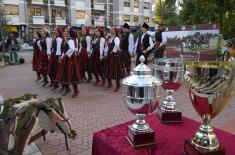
[55,28,81,98]
[90,27,106,86]
[32,31,42,81]
[50,27,65,90]
[78,27,92,83]
[155,25,166,58]
[106,26,125,92]
[134,23,154,66]
[40,28,52,87]
[119,23,134,75]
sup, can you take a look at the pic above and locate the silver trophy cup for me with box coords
[122,56,161,148]
[154,58,184,123]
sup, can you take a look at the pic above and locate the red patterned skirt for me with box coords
[32,48,41,72]
[79,48,89,72]
[39,51,48,76]
[108,52,126,80]
[47,52,60,80]
[90,48,101,74]
[55,54,81,84]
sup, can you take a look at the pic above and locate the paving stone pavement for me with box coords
[0,60,235,155]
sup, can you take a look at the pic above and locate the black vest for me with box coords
[81,36,87,48]
[120,32,130,50]
[136,33,150,54]
[33,39,40,50]
[108,36,118,55]
[41,38,47,51]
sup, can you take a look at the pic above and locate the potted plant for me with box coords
[0,53,5,67]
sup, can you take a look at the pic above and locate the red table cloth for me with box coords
[92,115,235,155]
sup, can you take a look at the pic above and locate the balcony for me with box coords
[6,15,20,25]
[94,19,105,27]
[76,19,86,27]
[134,8,139,13]
[3,0,18,5]
[32,16,45,25]
[75,1,85,10]
[93,3,105,11]
[123,7,131,13]
[53,0,66,6]
[55,17,66,25]
[31,0,43,5]
[144,9,150,16]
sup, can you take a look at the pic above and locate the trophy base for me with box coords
[126,125,156,148]
[183,140,225,155]
[157,108,182,123]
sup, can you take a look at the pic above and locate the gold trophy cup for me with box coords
[183,61,235,155]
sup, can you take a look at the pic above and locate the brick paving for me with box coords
[0,54,235,155]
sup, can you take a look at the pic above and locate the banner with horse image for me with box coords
[162,24,220,52]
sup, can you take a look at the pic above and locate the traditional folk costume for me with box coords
[55,29,81,97]
[134,23,154,66]
[90,36,105,86]
[79,29,92,82]
[107,31,125,92]
[40,30,52,87]
[120,23,134,75]
[32,35,42,81]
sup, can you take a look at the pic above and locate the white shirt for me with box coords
[128,33,134,54]
[110,36,120,53]
[104,40,109,56]
[65,39,75,58]
[134,32,154,53]
[78,36,91,54]
[56,37,63,56]
[37,40,42,51]
[46,37,52,55]
[86,36,91,53]
[98,37,105,58]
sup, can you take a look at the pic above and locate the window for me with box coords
[144,17,149,23]
[124,1,130,7]
[76,11,85,19]
[94,0,104,3]
[134,16,138,22]
[5,5,19,15]
[29,8,42,16]
[123,15,130,22]
[52,9,63,17]
[134,0,139,8]
[144,2,150,10]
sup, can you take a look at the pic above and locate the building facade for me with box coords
[2,0,154,39]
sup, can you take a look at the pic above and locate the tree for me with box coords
[179,0,235,39]
[154,0,180,25]
[0,5,10,41]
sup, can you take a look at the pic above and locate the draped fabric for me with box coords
[92,115,235,155]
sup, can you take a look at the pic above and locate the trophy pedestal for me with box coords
[157,108,182,123]
[183,140,225,155]
[126,125,156,148]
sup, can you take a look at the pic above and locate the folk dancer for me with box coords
[134,23,154,66]
[55,28,81,97]
[40,28,52,87]
[32,31,42,81]
[106,26,125,92]
[78,27,92,83]
[119,23,134,75]
[90,27,106,86]
[50,27,65,90]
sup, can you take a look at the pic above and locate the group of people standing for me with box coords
[32,23,158,98]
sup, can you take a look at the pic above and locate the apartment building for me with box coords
[2,0,154,38]
[113,0,154,27]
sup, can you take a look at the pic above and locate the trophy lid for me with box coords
[122,56,161,87]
